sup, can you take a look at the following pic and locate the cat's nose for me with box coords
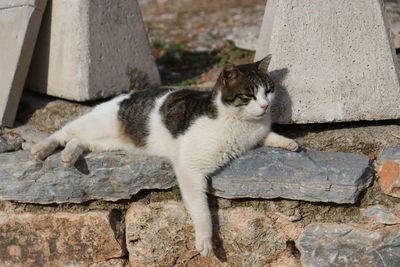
[260,104,268,111]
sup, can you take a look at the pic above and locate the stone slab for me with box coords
[255,0,400,123]
[297,223,400,267]
[212,147,372,204]
[377,146,400,198]
[0,147,371,204]
[0,0,47,127]
[0,150,176,204]
[26,0,160,101]
[0,211,125,266]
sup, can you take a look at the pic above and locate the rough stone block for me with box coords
[255,0,400,123]
[297,223,400,267]
[26,0,160,101]
[377,147,400,198]
[126,201,287,266]
[0,0,47,127]
[0,211,125,266]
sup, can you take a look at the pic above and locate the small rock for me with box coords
[361,205,400,225]
[297,223,400,267]
[0,135,23,153]
[377,147,400,198]
[0,211,126,266]
[126,201,286,266]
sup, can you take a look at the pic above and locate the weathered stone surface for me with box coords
[0,211,125,266]
[377,147,400,198]
[361,205,400,225]
[0,147,371,204]
[297,223,400,267]
[0,0,47,127]
[212,147,372,204]
[26,0,160,101]
[0,150,175,204]
[126,201,286,266]
[255,0,400,123]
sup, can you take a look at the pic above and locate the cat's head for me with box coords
[214,55,274,120]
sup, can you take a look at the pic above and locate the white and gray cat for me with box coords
[31,55,298,256]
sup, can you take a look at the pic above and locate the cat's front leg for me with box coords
[173,165,213,256]
[263,132,299,151]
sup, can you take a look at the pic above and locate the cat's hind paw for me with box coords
[31,139,59,160]
[196,235,213,256]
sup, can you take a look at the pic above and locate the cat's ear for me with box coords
[258,54,272,73]
[222,64,239,85]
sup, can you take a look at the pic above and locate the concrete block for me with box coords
[26,0,160,101]
[256,0,400,123]
[0,0,47,127]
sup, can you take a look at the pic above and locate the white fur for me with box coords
[31,85,297,256]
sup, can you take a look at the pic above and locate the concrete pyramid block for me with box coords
[256,0,400,123]
[0,0,47,127]
[26,0,160,101]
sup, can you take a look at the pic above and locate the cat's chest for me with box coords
[191,116,269,149]
[225,119,269,147]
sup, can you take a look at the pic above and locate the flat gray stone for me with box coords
[297,223,400,267]
[255,0,400,123]
[0,0,47,127]
[379,146,400,162]
[0,150,175,204]
[0,147,371,204]
[212,147,372,204]
[361,205,400,225]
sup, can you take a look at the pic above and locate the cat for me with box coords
[31,54,298,256]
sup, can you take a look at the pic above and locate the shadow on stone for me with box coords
[269,68,292,124]
[24,0,52,99]
[74,155,90,175]
[209,196,227,262]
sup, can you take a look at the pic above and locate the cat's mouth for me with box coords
[257,110,268,116]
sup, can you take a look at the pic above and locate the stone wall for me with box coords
[0,143,399,266]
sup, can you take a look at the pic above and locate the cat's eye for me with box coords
[265,81,274,93]
[239,94,255,100]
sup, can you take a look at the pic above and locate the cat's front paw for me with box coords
[285,139,299,152]
[195,235,213,256]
